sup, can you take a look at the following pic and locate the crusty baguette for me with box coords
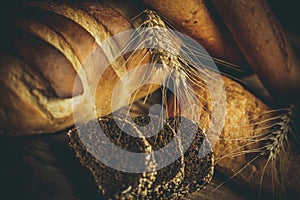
[0,1,163,135]
[28,1,128,78]
[210,0,300,103]
[143,0,245,65]
[2,24,82,98]
[77,2,133,45]
[0,52,75,134]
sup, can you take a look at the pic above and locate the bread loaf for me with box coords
[143,0,245,65]
[167,72,299,195]
[68,115,214,199]
[0,1,164,135]
[210,0,300,103]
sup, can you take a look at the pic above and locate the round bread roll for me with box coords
[0,1,164,136]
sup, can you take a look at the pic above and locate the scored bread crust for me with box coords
[28,1,128,78]
[76,2,133,48]
[0,1,161,135]
[0,53,75,134]
[3,24,81,98]
[14,17,84,96]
